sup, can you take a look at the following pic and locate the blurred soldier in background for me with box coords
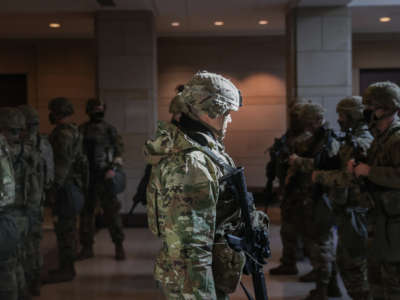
[288,103,341,300]
[312,97,373,300]
[79,98,125,261]
[18,105,54,296]
[45,97,86,284]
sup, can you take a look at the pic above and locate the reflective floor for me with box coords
[39,208,350,300]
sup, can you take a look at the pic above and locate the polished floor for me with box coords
[39,208,351,300]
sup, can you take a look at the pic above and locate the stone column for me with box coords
[287,6,352,129]
[96,11,157,214]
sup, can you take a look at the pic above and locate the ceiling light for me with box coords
[214,21,224,26]
[380,17,391,23]
[258,20,269,25]
[171,22,180,27]
[49,22,61,28]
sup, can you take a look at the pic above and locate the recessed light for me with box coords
[380,17,391,23]
[49,22,61,28]
[171,22,180,27]
[214,21,224,26]
[258,20,269,25]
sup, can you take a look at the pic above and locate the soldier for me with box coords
[288,103,341,300]
[18,105,54,296]
[312,97,373,300]
[145,71,269,299]
[78,98,125,261]
[0,108,38,299]
[44,97,86,283]
[269,101,311,275]
[348,81,400,300]
[0,129,20,300]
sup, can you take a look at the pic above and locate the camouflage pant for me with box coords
[80,177,124,247]
[336,226,370,297]
[54,215,77,268]
[310,226,336,285]
[24,209,43,286]
[0,257,18,300]
[280,197,307,266]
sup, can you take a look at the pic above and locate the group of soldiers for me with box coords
[0,97,126,300]
[267,81,400,300]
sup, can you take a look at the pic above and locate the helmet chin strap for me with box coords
[186,106,224,139]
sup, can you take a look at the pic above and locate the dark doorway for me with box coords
[360,69,400,94]
[0,74,28,107]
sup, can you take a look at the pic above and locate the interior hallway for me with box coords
[39,208,351,300]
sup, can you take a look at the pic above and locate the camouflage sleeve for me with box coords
[315,169,354,188]
[292,157,314,173]
[161,151,219,298]
[109,125,124,157]
[51,128,76,189]
[368,139,400,189]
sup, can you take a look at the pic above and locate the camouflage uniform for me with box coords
[18,105,53,296]
[146,71,269,299]
[0,133,19,300]
[289,103,341,300]
[46,97,86,283]
[79,98,125,260]
[314,97,373,300]
[269,102,313,275]
[360,82,400,300]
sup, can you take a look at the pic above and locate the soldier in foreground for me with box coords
[0,115,20,300]
[312,97,373,300]
[348,82,400,300]
[78,98,125,261]
[269,102,311,275]
[145,71,269,299]
[288,103,341,300]
[44,97,86,283]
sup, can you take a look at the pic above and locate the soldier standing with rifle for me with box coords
[348,82,400,300]
[78,98,126,261]
[312,97,373,300]
[269,102,311,275]
[145,71,270,300]
[288,103,341,300]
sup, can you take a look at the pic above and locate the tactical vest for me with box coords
[80,121,118,172]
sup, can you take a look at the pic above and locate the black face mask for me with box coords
[49,113,58,125]
[90,112,104,122]
[338,120,348,132]
[363,109,374,124]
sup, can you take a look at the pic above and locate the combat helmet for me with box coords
[180,71,242,118]
[336,96,364,122]
[300,102,325,123]
[18,105,39,126]
[48,97,74,117]
[86,98,105,115]
[0,107,26,130]
[363,81,400,111]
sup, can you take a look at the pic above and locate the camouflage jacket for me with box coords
[0,135,15,210]
[315,124,373,208]
[80,120,124,172]
[366,118,400,261]
[145,121,246,298]
[49,123,85,190]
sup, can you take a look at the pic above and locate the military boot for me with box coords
[327,274,342,298]
[43,263,76,284]
[115,242,126,261]
[300,269,317,282]
[269,264,298,275]
[77,246,94,261]
[304,283,328,300]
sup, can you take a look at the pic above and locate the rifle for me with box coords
[224,167,270,300]
[129,164,152,215]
